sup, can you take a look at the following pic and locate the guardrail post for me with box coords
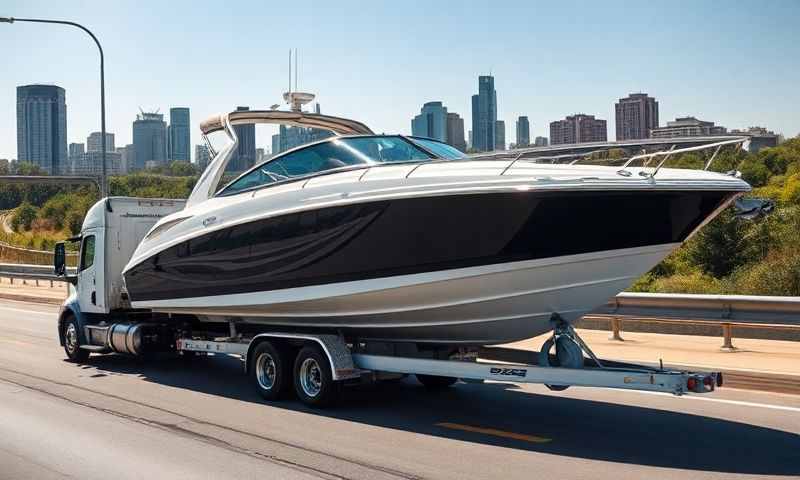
[721,323,736,351]
[609,317,624,341]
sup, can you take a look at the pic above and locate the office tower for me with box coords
[411,101,448,141]
[87,131,115,152]
[650,117,727,138]
[117,144,134,174]
[549,114,607,145]
[132,111,168,170]
[195,144,211,171]
[470,75,497,152]
[446,112,467,152]
[495,120,506,150]
[515,116,530,148]
[615,93,659,140]
[227,106,256,172]
[68,143,85,175]
[534,136,549,147]
[169,107,191,161]
[16,84,68,174]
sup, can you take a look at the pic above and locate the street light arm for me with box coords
[2,16,108,197]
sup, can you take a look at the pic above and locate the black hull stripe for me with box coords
[124,190,733,302]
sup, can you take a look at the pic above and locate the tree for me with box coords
[686,210,743,278]
[11,202,38,231]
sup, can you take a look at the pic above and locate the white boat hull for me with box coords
[134,244,675,344]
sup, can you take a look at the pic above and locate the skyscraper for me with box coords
[169,107,191,162]
[470,75,497,152]
[16,84,68,174]
[515,116,530,148]
[132,112,168,170]
[534,136,549,147]
[195,144,211,171]
[68,143,85,175]
[495,120,506,150]
[411,101,448,141]
[615,93,659,140]
[117,144,134,174]
[228,106,256,172]
[549,114,607,145]
[87,131,115,152]
[446,112,467,152]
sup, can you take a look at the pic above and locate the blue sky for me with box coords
[1,0,798,160]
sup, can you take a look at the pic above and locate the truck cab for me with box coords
[55,197,186,358]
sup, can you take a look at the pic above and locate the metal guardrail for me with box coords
[0,264,797,348]
[588,292,800,349]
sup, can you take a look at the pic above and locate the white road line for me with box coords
[0,305,55,316]
[630,390,800,413]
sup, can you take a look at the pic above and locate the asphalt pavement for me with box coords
[0,299,798,479]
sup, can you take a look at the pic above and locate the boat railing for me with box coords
[614,137,748,178]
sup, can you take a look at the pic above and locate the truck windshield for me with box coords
[220,136,433,195]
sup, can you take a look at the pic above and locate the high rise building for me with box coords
[195,144,211,171]
[168,107,191,162]
[470,75,497,152]
[87,131,115,152]
[549,114,607,145]
[495,120,506,150]
[534,136,549,147]
[650,117,726,139]
[227,106,256,172]
[73,150,123,176]
[615,93,659,140]
[132,112,167,170]
[16,84,68,174]
[515,116,530,148]
[446,112,467,152]
[68,143,85,175]
[411,101,448,141]
[117,144,134,174]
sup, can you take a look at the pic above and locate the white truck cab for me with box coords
[55,197,185,358]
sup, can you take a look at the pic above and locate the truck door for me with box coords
[77,229,106,314]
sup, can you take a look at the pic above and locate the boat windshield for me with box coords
[408,137,465,160]
[220,136,436,196]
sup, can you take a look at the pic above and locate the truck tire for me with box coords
[63,316,90,363]
[416,374,458,389]
[249,341,292,401]
[293,345,339,408]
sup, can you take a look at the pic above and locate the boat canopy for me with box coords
[200,110,374,136]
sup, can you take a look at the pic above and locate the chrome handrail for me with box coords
[615,137,748,178]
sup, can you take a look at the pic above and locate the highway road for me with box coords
[0,299,798,479]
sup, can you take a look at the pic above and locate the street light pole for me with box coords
[1,16,108,197]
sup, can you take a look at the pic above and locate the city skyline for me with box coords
[1,1,799,160]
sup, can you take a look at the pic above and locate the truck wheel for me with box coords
[416,374,458,389]
[63,317,90,363]
[250,341,292,401]
[293,345,339,408]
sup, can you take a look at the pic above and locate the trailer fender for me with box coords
[245,333,360,381]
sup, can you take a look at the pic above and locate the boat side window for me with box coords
[79,235,95,271]
[220,136,434,196]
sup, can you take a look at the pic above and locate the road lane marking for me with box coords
[630,390,800,413]
[436,422,551,443]
[0,305,55,316]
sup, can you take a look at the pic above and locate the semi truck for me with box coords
[54,196,722,407]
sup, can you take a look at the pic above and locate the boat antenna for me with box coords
[295,48,299,92]
[288,49,292,97]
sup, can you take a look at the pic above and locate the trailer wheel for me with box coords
[416,374,458,389]
[250,341,292,401]
[63,316,90,363]
[293,345,339,408]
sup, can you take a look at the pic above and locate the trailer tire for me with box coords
[250,341,292,401]
[416,374,458,389]
[63,316,90,363]
[293,345,339,408]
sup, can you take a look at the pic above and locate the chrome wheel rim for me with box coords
[299,358,322,398]
[255,353,277,390]
[65,323,78,354]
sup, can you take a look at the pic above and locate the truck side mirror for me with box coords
[54,242,66,276]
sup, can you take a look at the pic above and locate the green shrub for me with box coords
[11,202,38,231]
[647,272,723,294]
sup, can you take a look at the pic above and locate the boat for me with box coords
[121,97,751,345]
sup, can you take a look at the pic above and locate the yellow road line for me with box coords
[436,422,551,443]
